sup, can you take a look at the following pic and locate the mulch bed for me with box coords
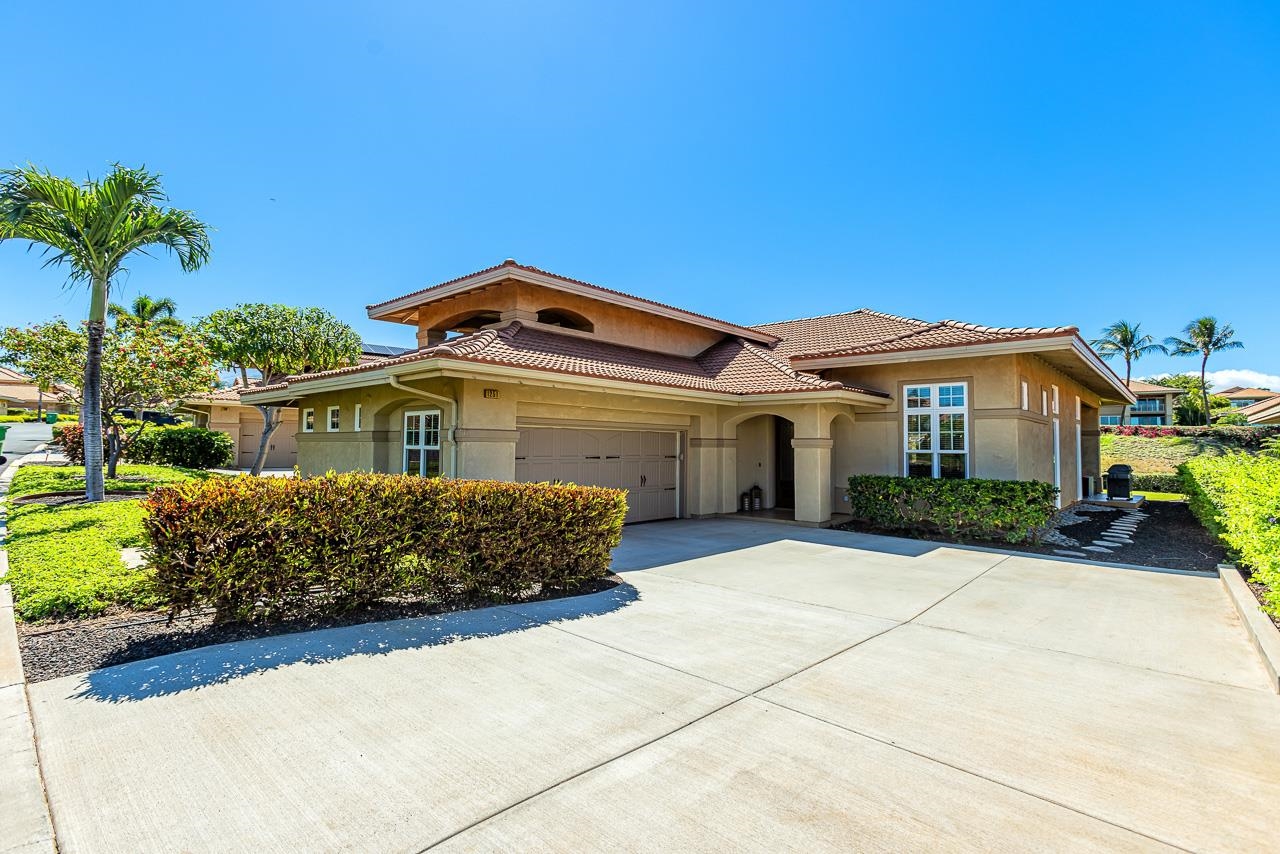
[1242,569,1280,632]
[842,500,1226,572]
[17,574,624,684]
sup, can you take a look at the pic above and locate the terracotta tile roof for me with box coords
[245,322,887,399]
[1219,387,1277,400]
[753,308,1075,360]
[1126,380,1182,394]
[366,259,777,344]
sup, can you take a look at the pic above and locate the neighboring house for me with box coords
[1239,395,1280,425]
[182,383,301,470]
[244,260,1134,524]
[182,344,410,470]
[1218,386,1278,408]
[1098,380,1181,426]
[0,366,78,414]
[0,393,21,415]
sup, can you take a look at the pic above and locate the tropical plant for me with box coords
[1164,318,1244,426]
[1,320,218,476]
[0,165,210,500]
[197,304,361,474]
[1090,321,1167,423]
[109,294,183,335]
[1148,373,1227,425]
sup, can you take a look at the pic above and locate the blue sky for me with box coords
[5,1,1279,388]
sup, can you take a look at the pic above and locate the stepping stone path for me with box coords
[1091,509,1147,551]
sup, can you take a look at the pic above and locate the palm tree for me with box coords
[1090,321,1167,424]
[109,294,183,335]
[0,165,210,500]
[1164,317,1245,425]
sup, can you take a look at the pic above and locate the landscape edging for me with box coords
[1219,562,1280,694]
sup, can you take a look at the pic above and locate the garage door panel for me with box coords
[515,427,680,523]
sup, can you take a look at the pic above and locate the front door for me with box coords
[774,416,795,509]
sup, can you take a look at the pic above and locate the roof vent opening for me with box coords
[535,308,594,333]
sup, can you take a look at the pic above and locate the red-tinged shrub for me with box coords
[142,473,628,621]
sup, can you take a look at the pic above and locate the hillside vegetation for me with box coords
[1101,434,1233,475]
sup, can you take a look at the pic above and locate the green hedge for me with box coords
[847,475,1058,543]
[1131,472,1184,494]
[143,473,628,621]
[128,427,233,468]
[1180,455,1280,613]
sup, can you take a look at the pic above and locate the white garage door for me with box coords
[515,428,679,523]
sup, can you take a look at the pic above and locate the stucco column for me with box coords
[791,437,834,525]
[454,428,519,481]
[688,437,736,516]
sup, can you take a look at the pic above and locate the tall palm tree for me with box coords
[1090,321,1167,424]
[109,294,183,335]
[0,165,210,500]
[1164,317,1244,425]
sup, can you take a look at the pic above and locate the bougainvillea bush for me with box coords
[144,473,628,621]
[846,475,1058,543]
[1180,455,1280,613]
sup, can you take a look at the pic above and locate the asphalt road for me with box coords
[0,422,53,472]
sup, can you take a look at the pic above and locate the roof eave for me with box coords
[366,264,779,346]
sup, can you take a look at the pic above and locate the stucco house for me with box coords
[1098,379,1181,426]
[0,367,78,415]
[244,260,1134,525]
[1218,386,1278,409]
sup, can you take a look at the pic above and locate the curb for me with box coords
[0,455,59,853]
[1218,563,1280,694]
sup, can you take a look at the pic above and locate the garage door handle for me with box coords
[605,455,620,459]
[585,455,601,459]
[641,474,646,486]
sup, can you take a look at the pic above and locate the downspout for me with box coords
[387,375,460,478]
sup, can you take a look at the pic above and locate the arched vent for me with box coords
[536,308,594,333]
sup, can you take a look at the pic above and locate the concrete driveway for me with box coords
[24,520,1280,852]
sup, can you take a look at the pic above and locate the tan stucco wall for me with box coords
[822,353,1102,504]
[412,281,725,357]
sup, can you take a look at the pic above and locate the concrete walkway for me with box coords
[24,520,1280,852]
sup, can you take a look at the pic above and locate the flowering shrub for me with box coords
[1180,455,1280,614]
[846,475,1058,543]
[143,473,628,621]
[1102,424,1280,447]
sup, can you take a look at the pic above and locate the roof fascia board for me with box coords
[367,267,778,345]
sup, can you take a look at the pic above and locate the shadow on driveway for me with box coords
[72,583,640,704]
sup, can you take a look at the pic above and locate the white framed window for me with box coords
[1075,395,1082,420]
[354,403,362,432]
[903,382,968,479]
[1051,385,1060,415]
[302,408,315,432]
[1042,389,1049,416]
[327,406,341,432]
[403,410,442,477]
[1021,380,1029,411]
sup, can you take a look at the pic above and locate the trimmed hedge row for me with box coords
[53,424,233,469]
[143,473,628,621]
[847,475,1058,543]
[1130,472,1185,494]
[1180,455,1280,614]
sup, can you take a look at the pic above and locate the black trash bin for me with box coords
[1106,464,1133,500]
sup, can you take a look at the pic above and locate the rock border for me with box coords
[1219,562,1280,694]
[0,454,58,853]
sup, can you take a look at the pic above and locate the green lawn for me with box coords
[1133,491,1186,502]
[3,464,215,622]
[1101,434,1231,475]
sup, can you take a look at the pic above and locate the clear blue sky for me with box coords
[5,1,1279,388]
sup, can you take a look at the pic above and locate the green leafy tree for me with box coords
[198,304,361,474]
[1,320,218,475]
[1090,321,1166,424]
[1164,318,1245,426]
[0,165,210,500]
[109,294,183,336]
